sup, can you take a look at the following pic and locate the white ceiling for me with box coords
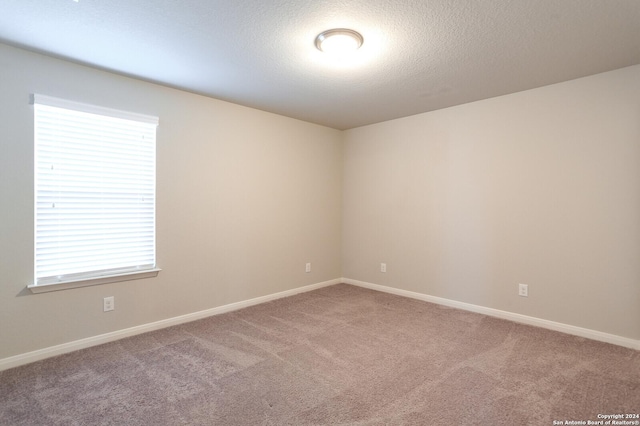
[1,0,639,130]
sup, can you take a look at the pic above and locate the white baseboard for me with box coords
[0,278,341,372]
[343,278,640,351]
[3,277,636,372]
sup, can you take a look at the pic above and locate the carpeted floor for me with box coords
[1,284,638,425]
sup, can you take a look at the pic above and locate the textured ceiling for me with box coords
[1,0,639,130]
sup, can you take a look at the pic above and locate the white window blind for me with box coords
[33,94,159,287]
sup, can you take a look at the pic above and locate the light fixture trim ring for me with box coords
[315,28,364,52]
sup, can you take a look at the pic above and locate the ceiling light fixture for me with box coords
[315,28,363,56]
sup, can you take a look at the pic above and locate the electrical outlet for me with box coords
[518,284,528,297]
[103,296,115,312]
[305,263,311,273]
[380,263,387,273]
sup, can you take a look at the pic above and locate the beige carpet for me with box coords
[1,284,638,425]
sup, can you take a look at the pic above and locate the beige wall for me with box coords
[1,42,638,362]
[343,65,640,340]
[0,44,343,359]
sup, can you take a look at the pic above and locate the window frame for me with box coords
[28,94,160,293]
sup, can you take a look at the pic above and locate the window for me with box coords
[29,94,159,293]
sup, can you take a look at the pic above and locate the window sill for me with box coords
[27,269,161,294]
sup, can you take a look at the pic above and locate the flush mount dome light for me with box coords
[315,28,363,55]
